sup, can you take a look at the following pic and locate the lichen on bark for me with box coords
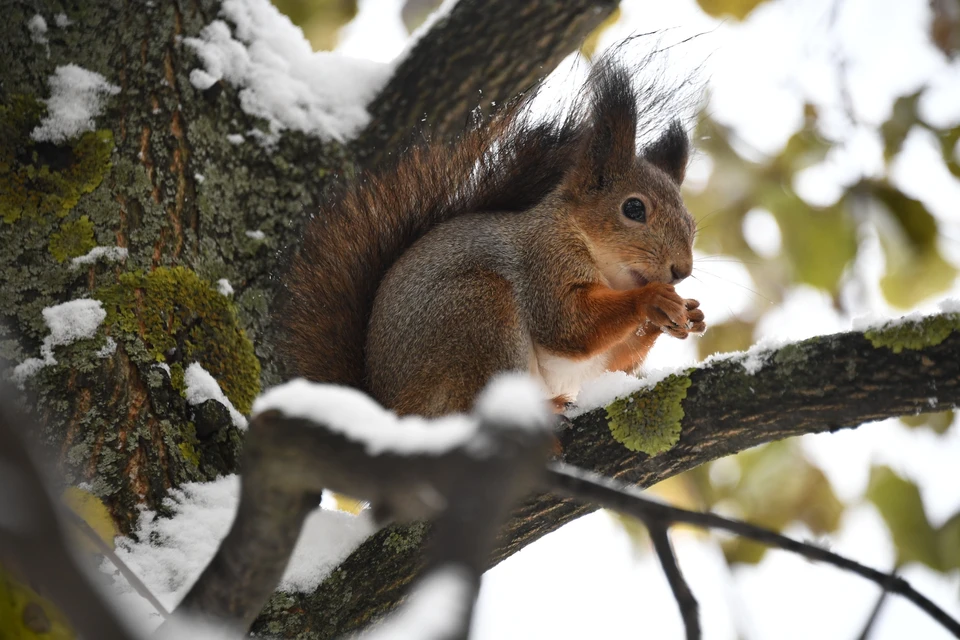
[864,312,960,353]
[606,373,692,455]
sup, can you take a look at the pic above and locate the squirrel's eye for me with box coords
[621,197,646,222]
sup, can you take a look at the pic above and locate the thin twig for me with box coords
[62,508,169,618]
[649,524,700,640]
[856,575,895,640]
[546,463,960,639]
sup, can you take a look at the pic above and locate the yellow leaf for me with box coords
[696,0,769,20]
[0,566,75,639]
[61,486,118,553]
[866,465,940,570]
[331,492,367,515]
[901,411,954,435]
[937,512,960,571]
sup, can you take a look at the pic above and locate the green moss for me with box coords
[178,439,201,468]
[864,313,960,353]
[1,95,114,224]
[381,522,427,555]
[48,215,96,262]
[94,266,261,413]
[606,374,691,455]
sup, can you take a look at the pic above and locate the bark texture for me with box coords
[354,0,618,167]
[2,0,350,532]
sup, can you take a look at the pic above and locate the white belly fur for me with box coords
[532,346,610,400]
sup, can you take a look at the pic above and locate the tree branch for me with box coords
[648,524,700,640]
[353,0,618,167]
[254,316,960,637]
[546,463,960,638]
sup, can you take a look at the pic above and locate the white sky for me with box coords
[339,0,960,637]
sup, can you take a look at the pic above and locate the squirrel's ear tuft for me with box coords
[572,61,638,193]
[644,120,689,184]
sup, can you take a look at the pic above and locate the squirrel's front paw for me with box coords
[640,288,706,339]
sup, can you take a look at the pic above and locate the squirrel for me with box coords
[281,56,705,418]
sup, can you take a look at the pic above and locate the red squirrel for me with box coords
[282,57,705,417]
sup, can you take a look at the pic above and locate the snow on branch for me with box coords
[183,0,390,144]
[169,373,555,633]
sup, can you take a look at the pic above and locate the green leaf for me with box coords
[880,93,922,162]
[937,512,960,571]
[901,410,955,435]
[866,465,940,569]
[696,0,769,20]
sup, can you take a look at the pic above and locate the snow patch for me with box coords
[183,0,391,143]
[105,475,374,632]
[252,379,478,456]
[474,373,551,429]
[54,13,72,27]
[183,363,248,430]
[226,133,244,145]
[31,65,120,143]
[27,14,48,44]
[938,298,960,314]
[11,299,107,387]
[215,279,234,296]
[69,246,128,269]
[194,173,205,183]
[244,229,265,240]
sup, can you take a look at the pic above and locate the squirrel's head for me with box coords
[560,62,696,291]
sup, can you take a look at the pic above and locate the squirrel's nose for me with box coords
[670,263,691,284]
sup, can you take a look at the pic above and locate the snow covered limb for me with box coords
[354,0,618,167]
[172,375,554,633]
[255,310,960,637]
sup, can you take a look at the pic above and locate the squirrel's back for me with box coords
[281,82,584,389]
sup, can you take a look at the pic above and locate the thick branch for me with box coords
[255,319,960,637]
[354,0,618,167]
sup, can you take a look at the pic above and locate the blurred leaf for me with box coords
[61,486,118,553]
[871,182,939,248]
[715,442,844,565]
[938,125,960,179]
[272,0,358,50]
[880,246,957,309]
[937,512,960,571]
[696,319,755,360]
[333,493,366,515]
[775,125,832,175]
[931,0,960,57]
[0,567,75,638]
[866,465,940,569]
[880,94,922,162]
[580,8,622,59]
[770,195,857,291]
[901,410,955,435]
[696,0,769,20]
[401,0,444,33]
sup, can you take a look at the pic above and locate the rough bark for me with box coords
[251,322,960,637]
[353,0,618,167]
